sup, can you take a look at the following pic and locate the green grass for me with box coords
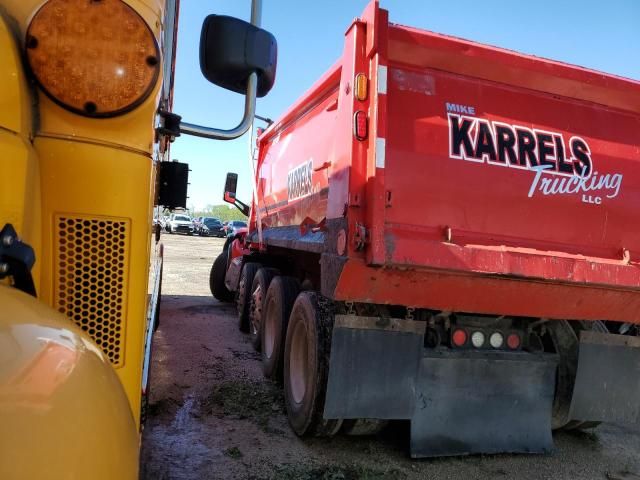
[223,446,243,459]
[202,378,285,433]
[267,463,407,480]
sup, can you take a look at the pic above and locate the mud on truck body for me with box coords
[211,1,640,457]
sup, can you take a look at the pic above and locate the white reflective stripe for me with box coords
[377,65,387,95]
[376,137,386,168]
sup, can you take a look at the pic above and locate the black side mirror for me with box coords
[223,172,250,216]
[224,172,238,203]
[200,15,277,98]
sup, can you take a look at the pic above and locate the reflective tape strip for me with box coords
[376,137,386,168]
[378,64,388,95]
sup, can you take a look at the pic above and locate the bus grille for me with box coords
[54,215,129,367]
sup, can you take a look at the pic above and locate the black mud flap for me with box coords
[411,350,557,457]
[569,331,640,423]
[324,315,425,419]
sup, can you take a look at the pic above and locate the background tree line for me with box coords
[187,204,248,222]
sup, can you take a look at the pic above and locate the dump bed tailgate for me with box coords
[379,25,640,289]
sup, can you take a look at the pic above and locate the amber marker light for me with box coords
[25,0,160,118]
[355,73,368,101]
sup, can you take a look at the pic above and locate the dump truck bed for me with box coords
[255,6,640,323]
[381,23,640,271]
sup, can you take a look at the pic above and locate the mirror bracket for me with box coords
[156,109,182,139]
[177,0,266,141]
[179,72,257,140]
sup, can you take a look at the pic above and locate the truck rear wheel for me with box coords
[249,268,279,351]
[209,250,233,302]
[237,262,260,333]
[262,276,300,381]
[283,291,342,437]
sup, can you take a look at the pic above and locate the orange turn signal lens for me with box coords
[355,73,368,101]
[25,0,160,117]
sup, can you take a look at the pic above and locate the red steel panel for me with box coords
[334,259,640,323]
[374,22,640,304]
[251,1,640,322]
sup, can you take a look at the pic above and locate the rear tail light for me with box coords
[470,331,485,348]
[507,333,521,350]
[489,332,504,349]
[452,329,467,347]
[353,110,368,141]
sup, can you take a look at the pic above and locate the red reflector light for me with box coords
[452,329,467,347]
[507,333,521,350]
[354,110,368,141]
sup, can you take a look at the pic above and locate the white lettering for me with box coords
[529,164,623,203]
[287,159,314,201]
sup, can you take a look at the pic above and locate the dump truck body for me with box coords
[256,13,640,323]
[218,1,640,457]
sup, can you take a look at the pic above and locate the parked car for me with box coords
[224,220,247,237]
[192,216,204,232]
[197,217,225,237]
[167,213,194,235]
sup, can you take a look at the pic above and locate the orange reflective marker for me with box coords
[26,0,160,117]
[354,73,368,101]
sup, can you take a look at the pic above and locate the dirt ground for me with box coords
[140,233,640,480]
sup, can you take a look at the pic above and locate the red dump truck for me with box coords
[210,0,640,457]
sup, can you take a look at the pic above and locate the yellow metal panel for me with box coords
[1,0,170,431]
[36,137,154,426]
[0,132,42,290]
[0,286,138,480]
[0,15,41,290]
[0,12,32,135]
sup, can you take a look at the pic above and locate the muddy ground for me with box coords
[140,233,640,480]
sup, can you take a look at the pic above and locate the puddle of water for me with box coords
[143,395,217,480]
[172,395,195,430]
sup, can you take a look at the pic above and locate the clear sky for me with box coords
[171,0,640,211]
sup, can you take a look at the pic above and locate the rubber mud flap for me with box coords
[323,315,425,419]
[411,350,556,458]
[569,331,640,423]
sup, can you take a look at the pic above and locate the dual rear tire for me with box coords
[261,276,299,380]
[233,265,356,438]
[282,291,342,437]
[237,264,279,348]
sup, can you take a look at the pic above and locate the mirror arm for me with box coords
[179,73,257,140]
[178,0,262,141]
[232,199,251,217]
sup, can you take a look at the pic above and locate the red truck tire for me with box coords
[249,268,279,351]
[261,276,300,381]
[283,291,342,437]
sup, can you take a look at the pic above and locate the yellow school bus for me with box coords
[0,0,276,477]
